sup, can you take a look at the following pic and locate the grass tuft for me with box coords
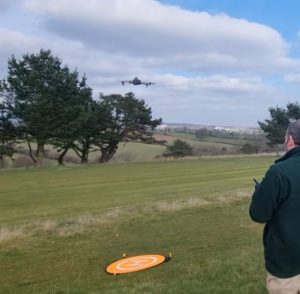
[0,227,27,245]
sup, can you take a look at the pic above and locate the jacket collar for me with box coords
[275,146,300,163]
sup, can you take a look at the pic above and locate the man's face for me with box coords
[284,133,296,152]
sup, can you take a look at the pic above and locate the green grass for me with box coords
[159,133,242,152]
[198,136,248,146]
[170,132,250,147]
[113,142,166,162]
[0,156,276,293]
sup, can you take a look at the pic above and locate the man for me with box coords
[250,119,300,293]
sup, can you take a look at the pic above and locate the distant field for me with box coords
[0,156,276,293]
[155,133,245,151]
[111,142,166,162]
[170,132,249,145]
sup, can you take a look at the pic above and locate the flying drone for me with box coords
[121,77,155,87]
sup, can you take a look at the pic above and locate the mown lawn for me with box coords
[0,156,276,293]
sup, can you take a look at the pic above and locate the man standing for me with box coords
[250,119,300,293]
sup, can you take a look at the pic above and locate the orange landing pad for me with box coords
[106,254,167,275]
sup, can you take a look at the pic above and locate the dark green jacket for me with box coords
[250,146,300,278]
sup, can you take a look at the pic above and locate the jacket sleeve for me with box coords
[249,165,284,223]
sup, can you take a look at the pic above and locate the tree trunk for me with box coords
[99,152,112,163]
[80,152,88,164]
[0,155,4,169]
[80,143,89,164]
[99,145,118,163]
[36,142,45,167]
[57,147,69,166]
[26,135,37,164]
[72,138,90,164]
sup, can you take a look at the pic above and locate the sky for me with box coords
[1,1,300,127]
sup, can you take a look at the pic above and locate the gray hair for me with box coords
[287,119,300,145]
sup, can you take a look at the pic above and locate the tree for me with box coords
[164,139,193,157]
[286,102,300,119]
[258,102,300,148]
[0,102,18,167]
[1,49,85,167]
[240,143,258,154]
[50,75,95,165]
[70,99,109,164]
[95,92,162,163]
[195,128,210,139]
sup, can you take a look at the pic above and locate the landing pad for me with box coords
[106,254,169,275]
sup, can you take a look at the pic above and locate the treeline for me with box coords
[0,49,161,167]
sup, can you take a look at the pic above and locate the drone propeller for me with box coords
[145,82,155,87]
[120,81,130,86]
[120,79,156,87]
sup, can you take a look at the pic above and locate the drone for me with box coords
[121,77,155,87]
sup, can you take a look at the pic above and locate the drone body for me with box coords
[121,77,155,87]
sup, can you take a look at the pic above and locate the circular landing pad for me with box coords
[106,254,168,275]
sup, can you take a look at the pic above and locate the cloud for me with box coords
[0,1,13,13]
[0,0,296,126]
[0,27,86,77]
[23,0,300,73]
[0,28,43,55]
[0,28,41,76]
[155,74,270,93]
[284,74,300,83]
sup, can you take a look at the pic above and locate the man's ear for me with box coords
[287,135,296,150]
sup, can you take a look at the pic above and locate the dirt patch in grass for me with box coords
[0,227,27,246]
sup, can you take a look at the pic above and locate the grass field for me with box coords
[157,132,250,152]
[112,142,166,162]
[170,132,249,145]
[0,156,276,293]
